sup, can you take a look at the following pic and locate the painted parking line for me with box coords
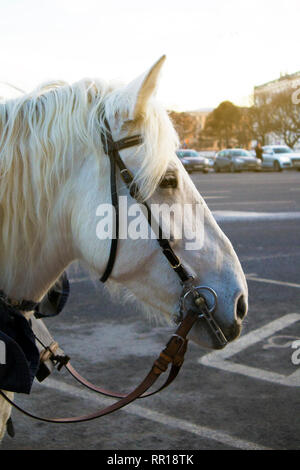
[246,274,300,289]
[198,313,300,387]
[204,196,228,200]
[210,200,294,206]
[69,275,91,283]
[202,190,231,194]
[213,210,300,222]
[40,378,270,450]
[241,251,300,263]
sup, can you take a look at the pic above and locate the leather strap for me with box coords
[99,152,119,282]
[99,127,143,283]
[64,337,187,399]
[0,309,198,423]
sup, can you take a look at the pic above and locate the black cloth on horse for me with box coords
[0,301,39,394]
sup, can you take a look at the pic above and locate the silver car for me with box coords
[262,145,300,171]
[176,149,210,173]
[214,149,262,173]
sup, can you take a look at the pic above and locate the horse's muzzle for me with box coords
[222,320,242,343]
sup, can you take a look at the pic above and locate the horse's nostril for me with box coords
[236,295,247,320]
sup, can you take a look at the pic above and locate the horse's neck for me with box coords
[0,232,74,303]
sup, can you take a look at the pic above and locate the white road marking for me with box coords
[246,275,300,289]
[241,251,300,262]
[199,313,300,387]
[210,200,293,206]
[204,196,228,200]
[40,378,270,450]
[213,210,300,222]
[69,276,91,283]
[201,190,231,194]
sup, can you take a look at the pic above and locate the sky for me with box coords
[0,0,299,110]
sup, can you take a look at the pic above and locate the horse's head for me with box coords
[70,56,248,350]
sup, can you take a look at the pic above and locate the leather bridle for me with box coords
[0,117,227,424]
[99,117,191,284]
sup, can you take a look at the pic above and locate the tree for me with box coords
[249,92,275,145]
[270,88,300,148]
[204,101,241,149]
[168,111,199,148]
[234,107,254,148]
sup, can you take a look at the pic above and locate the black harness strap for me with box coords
[99,152,118,283]
[99,127,143,283]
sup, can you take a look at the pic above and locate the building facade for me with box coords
[254,71,300,147]
[254,71,300,98]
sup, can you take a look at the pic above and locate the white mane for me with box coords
[0,78,179,289]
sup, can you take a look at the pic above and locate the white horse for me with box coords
[0,56,248,440]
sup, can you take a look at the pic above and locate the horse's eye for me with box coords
[159,171,178,189]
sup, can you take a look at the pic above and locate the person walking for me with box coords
[255,142,263,160]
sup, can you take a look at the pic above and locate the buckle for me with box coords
[193,286,218,315]
[40,341,59,363]
[120,168,134,185]
[171,334,186,353]
[182,286,218,315]
[163,248,181,269]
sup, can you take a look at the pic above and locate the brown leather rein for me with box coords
[0,118,227,424]
[0,297,202,423]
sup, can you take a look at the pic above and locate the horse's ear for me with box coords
[125,55,166,119]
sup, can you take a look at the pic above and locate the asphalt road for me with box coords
[2,170,300,451]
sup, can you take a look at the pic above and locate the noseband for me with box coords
[0,118,227,426]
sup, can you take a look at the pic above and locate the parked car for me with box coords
[198,151,216,169]
[262,145,300,171]
[214,149,262,173]
[176,149,210,173]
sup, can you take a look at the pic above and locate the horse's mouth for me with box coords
[206,319,242,350]
[222,321,242,343]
